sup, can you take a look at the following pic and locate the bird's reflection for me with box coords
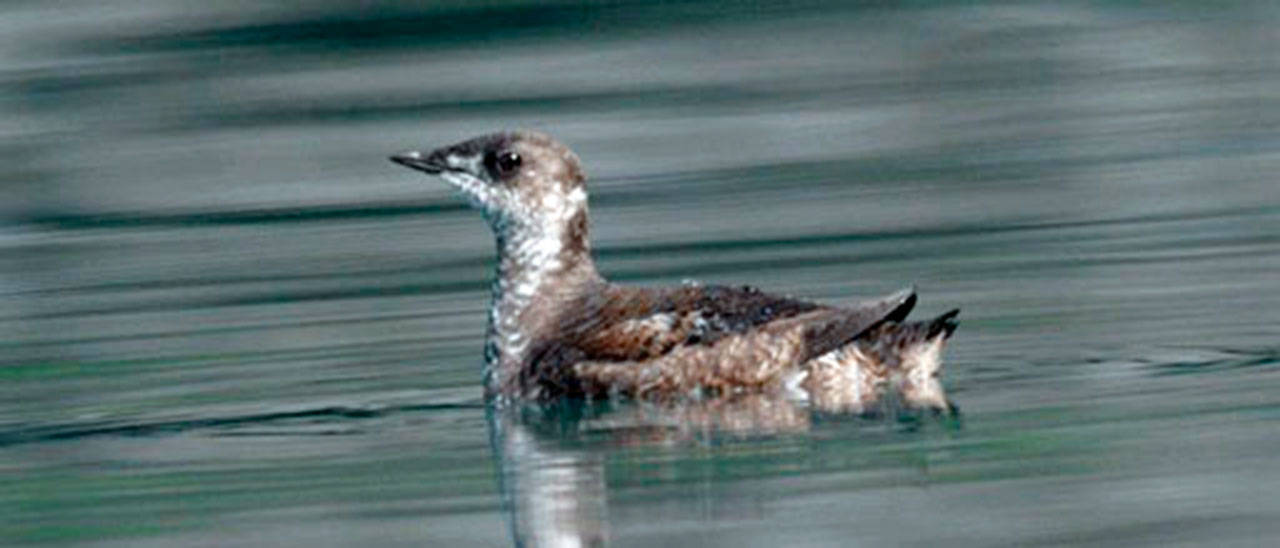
[489,391,957,547]
[492,409,610,548]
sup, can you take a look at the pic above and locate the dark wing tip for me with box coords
[800,286,920,361]
[885,286,918,323]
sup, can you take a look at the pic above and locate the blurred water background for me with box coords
[3,1,1279,546]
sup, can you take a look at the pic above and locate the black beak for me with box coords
[389,149,444,174]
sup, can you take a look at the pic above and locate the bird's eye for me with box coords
[488,150,522,177]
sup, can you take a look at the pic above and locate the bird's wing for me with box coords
[534,285,917,398]
[560,284,917,363]
[793,286,918,362]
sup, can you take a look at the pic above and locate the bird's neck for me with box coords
[483,206,601,394]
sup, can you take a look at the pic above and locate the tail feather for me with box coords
[873,308,960,351]
[841,308,958,412]
[929,308,961,339]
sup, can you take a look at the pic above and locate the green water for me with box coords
[3,2,1279,546]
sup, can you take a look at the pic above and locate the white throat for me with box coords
[482,185,591,390]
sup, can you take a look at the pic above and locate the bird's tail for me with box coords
[855,309,960,411]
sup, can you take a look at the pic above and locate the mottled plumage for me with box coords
[391,131,959,412]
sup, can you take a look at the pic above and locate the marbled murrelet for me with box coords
[391,131,959,412]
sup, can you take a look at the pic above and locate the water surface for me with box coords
[3,2,1279,546]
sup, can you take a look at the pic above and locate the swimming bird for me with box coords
[391,131,958,412]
